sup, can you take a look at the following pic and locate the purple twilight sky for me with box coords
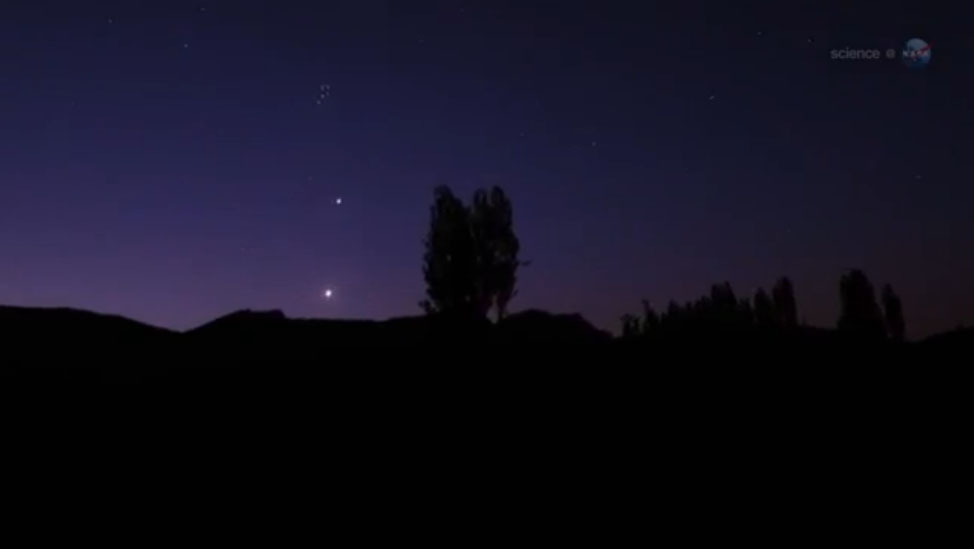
[0,1,972,337]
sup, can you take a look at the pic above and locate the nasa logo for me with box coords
[902,38,932,69]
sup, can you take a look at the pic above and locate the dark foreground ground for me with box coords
[1,305,971,387]
[0,306,965,540]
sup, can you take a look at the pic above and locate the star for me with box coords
[107,17,114,24]
[708,94,716,101]
[317,83,331,102]
[183,43,190,49]
[591,141,598,147]
[322,288,334,300]
[335,197,343,205]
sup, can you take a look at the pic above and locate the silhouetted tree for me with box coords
[621,314,641,339]
[772,277,798,328]
[471,186,521,321]
[738,298,754,327]
[837,269,886,340]
[881,284,906,342]
[422,185,522,321]
[753,288,774,329]
[421,186,478,317]
[710,282,736,309]
[623,278,803,340]
[708,282,741,329]
[641,299,660,335]
[663,301,685,334]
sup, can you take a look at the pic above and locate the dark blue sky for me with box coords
[0,1,971,336]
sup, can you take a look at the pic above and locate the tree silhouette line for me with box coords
[419,186,908,341]
[621,271,906,342]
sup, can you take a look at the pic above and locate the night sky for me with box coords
[1,1,971,336]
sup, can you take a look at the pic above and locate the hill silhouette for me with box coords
[0,305,176,356]
[1,302,971,385]
[0,305,615,383]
